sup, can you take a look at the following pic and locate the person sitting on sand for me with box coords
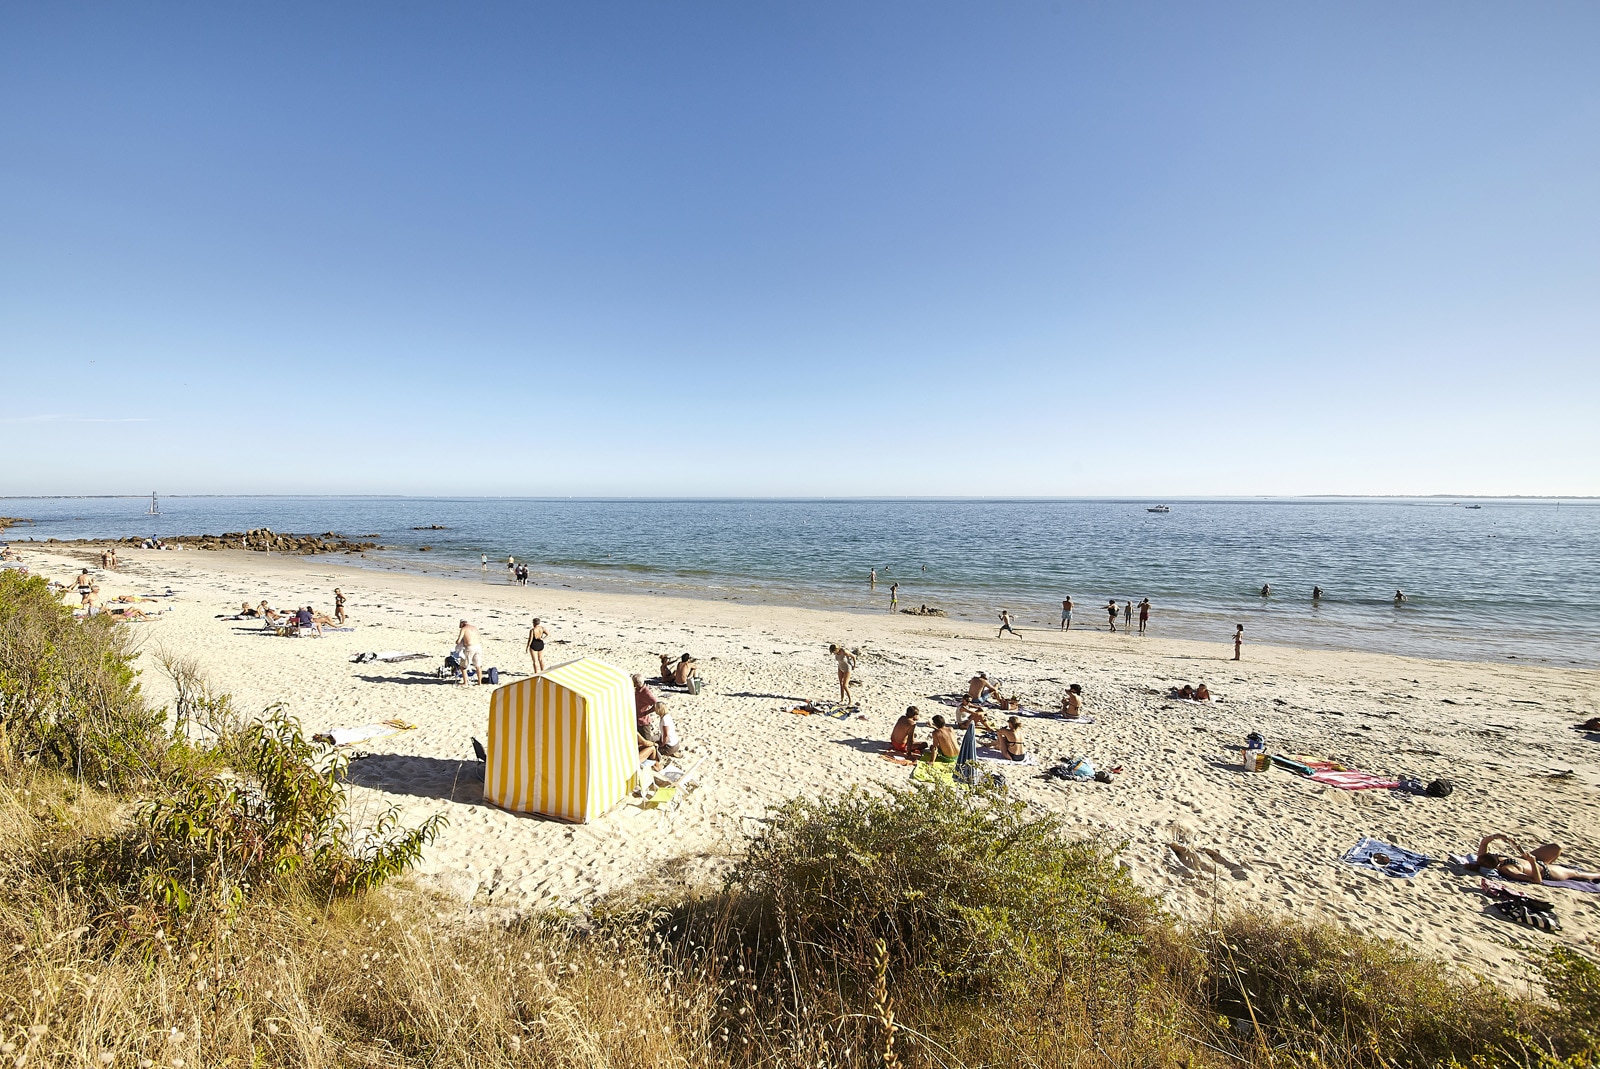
[637,731,660,769]
[993,716,1027,761]
[1475,834,1600,884]
[1059,683,1084,719]
[1194,683,1211,701]
[890,706,925,755]
[83,586,103,616]
[926,715,959,763]
[656,700,682,758]
[669,653,699,687]
[1174,684,1195,700]
[955,701,994,732]
[966,672,1000,706]
[294,605,322,637]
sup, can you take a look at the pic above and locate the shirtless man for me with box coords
[965,672,1000,705]
[889,707,924,755]
[71,569,93,605]
[926,715,959,762]
[889,582,898,612]
[456,619,483,685]
[1138,598,1150,635]
[1475,834,1600,884]
[670,653,698,687]
[83,586,103,616]
[1060,596,1073,631]
[997,610,1019,638]
[993,716,1026,761]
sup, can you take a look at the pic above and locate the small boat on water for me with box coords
[1147,505,1171,513]
[146,492,161,516]
[1464,504,1482,510]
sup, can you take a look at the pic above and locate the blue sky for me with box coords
[3,3,1597,496]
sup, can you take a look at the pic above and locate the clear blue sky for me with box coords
[3,3,1597,497]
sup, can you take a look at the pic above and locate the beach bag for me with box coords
[639,711,662,743]
[1424,778,1454,797]
[444,652,461,669]
[486,667,500,685]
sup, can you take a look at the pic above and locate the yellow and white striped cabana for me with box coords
[484,657,638,823]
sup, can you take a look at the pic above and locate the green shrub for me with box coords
[0,571,170,787]
[725,783,1159,997]
[76,707,445,923]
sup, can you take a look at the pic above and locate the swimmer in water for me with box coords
[1395,589,1407,604]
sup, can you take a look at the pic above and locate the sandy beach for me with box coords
[16,541,1600,990]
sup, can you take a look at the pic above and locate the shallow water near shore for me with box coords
[6,494,1599,666]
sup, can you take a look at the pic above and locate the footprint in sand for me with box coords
[1168,843,1214,875]
[1202,847,1250,880]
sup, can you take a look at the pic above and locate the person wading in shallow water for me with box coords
[1107,599,1119,632]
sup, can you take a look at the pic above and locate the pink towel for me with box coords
[1310,770,1399,791]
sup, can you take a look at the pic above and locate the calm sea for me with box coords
[4,496,1597,668]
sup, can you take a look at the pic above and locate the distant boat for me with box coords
[1147,505,1171,513]
[1464,504,1482,510]
[146,492,161,516]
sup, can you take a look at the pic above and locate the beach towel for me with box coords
[351,651,430,664]
[976,746,1039,766]
[911,759,958,786]
[792,701,858,720]
[880,751,916,766]
[313,719,416,748]
[1341,837,1431,878]
[1310,769,1400,791]
[1448,855,1600,893]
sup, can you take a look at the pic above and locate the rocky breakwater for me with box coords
[114,528,382,555]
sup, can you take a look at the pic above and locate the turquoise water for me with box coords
[4,496,1597,667]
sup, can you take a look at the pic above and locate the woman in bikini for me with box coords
[829,644,856,704]
[1476,834,1600,884]
[994,716,1027,761]
[526,618,548,674]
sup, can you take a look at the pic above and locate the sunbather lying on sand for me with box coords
[1476,834,1600,884]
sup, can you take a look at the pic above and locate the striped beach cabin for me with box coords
[484,657,638,823]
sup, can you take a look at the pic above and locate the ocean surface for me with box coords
[4,496,1598,668]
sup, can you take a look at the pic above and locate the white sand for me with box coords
[19,543,1600,988]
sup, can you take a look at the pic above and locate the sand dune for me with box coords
[19,542,1600,989]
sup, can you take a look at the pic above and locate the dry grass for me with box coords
[7,773,1596,1069]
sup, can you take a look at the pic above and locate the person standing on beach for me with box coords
[870,568,876,590]
[829,643,857,704]
[526,618,548,674]
[997,610,1019,638]
[889,582,899,612]
[456,620,483,685]
[1138,598,1150,635]
[1123,601,1133,630]
[1060,597,1073,630]
[481,554,487,571]
[334,587,347,625]
[1233,624,1244,660]
[1107,599,1119,631]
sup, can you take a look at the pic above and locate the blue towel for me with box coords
[1342,837,1431,878]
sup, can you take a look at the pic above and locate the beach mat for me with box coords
[792,701,858,720]
[880,751,916,766]
[1342,837,1431,878]
[1310,769,1400,791]
[976,747,1039,766]
[1449,855,1600,893]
